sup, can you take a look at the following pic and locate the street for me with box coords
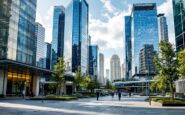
[0,96,185,115]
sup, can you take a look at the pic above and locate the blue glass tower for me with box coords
[64,0,89,74]
[44,42,51,70]
[51,6,65,69]
[89,45,98,77]
[125,3,159,78]
[125,16,132,80]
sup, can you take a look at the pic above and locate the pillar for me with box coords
[32,75,40,96]
[0,69,7,96]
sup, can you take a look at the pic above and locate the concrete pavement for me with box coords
[0,96,185,115]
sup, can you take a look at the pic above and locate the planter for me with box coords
[151,101,163,106]
[151,101,185,106]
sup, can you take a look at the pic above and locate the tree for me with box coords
[52,57,66,95]
[178,49,185,79]
[153,40,179,99]
[74,66,83,91]
[105,79,113,89]
[81,74,91,89]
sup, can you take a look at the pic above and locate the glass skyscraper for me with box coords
[0,0,52,97]
[64,0,89,74]
[35,22,45,68]
[44,42,51,70]
[157,14,169,42]
[51,6,65,69]
[89,45,98,77]
[173,0,185,51]
[125,3,159,78]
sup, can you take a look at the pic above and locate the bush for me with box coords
[151,97,185,105]
[31,95,77,101]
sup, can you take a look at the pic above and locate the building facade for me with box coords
[125,16,132,80]
[106,69,110,81]
[88,45,98,77]
[158,14,169,42]
[110,55,121,82]
[64,0,89,74]
[44,42,51,70]
[139,44,157,74]
[51,6,65,69]
[173,0,185,51]
[99,53,104,85]
[35,23,45,68]
[0,0,52,97]
[125,3,159,78]
[121,63,125,80]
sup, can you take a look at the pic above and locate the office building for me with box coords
[0,0,52,97]
[110,55,121,82]
[125,3,159,78]
[99,53,104,85]
[44,42,51,70]
[64,0,89,74]
[106,69,110,81]
[158,14,169,42]
[139,44,157,74]
[51,6,65,69]
[121,63,125,80]
[173,0,185,51]
[35,23,45,68]
[125,16,132,80]
[89,45,98,77]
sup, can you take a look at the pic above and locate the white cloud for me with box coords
[36,6,54,43]
[100,0,116,14]
[158,0,172,17]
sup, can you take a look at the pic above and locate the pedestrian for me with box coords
[96,91,100,101]
[111,92,114,98]
[129,91,131,97]
[118,91,121,101]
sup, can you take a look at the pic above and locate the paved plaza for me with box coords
[0,96,185,115]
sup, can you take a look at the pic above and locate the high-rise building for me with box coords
[89,45,98,77]
[158,14,169,42]
[139,44,157,74]
[35,23,45,68]
[110,55,121,82]
[64,0,89,74]
[99,53,104,85]
[173,0,185,51]
[106,69,110,81]
[0,0,51,97]
[121,63,125,80]
[51,6,65,69]
[125,16,132,80]
[125,3,159,78]
[44,42,51,70]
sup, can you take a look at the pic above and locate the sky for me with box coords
[36,0,175,78]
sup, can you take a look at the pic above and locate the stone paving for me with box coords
[0,96,185,115]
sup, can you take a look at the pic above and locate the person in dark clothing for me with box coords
[111,92,114,98]
[118,91,121,101]
[96,91,100,101]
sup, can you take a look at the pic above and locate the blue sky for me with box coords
[36,0,175,77]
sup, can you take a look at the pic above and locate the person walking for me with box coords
[96,91,100,101]
[118,91,121,101]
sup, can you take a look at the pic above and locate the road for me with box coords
[0,96,185,115]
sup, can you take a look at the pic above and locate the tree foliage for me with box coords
[52,57,66,95]
[105,79,113,89]
[177,49,185,79]
[74,66,83,91]
[153,40,179,98]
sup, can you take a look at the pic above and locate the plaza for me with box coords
[0,96,185,115]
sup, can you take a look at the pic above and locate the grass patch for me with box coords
[151,97,185,106]
[30,95,78,101]
[76,93,96,98]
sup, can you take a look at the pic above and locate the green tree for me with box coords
[153,40,179,99]
[74,66,83,91]
[52,57,66,95]
[81,74,91,89]
[105,79,113,89]
[178,49,185,79]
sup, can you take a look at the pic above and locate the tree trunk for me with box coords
[169,82,174,99]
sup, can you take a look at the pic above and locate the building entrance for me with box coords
[6,72,33,96]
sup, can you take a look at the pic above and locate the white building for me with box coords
[106,69,110,81]
[110,55,121,82]
[121,63,125,80]
[99,53,105,85]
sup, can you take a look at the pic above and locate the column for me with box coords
[32,75,40,96]
[0,69,7,96]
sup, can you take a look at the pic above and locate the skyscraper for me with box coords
[106,69,110,81]
[125,3,159,78]
[110,55,121,82]
[121,63,125,80]
[51,6,65,69]
[158,14,169,42]
[125,16,132,80]
[64,0,89,74]
[35,22,45,68]
[44,42,51,70]
[89,45,98,77]
[173,0,185,51]
[0,0,51,97]
[99,53,104,85]
[139,44,157,74]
